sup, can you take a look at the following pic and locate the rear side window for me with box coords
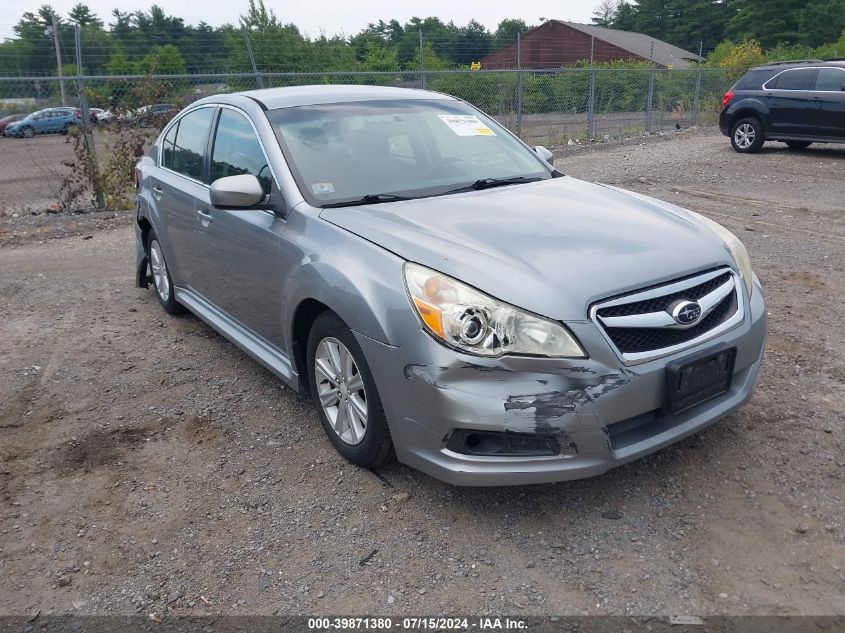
[211,109,272,194]
[815,68,845,91]
[733,69,773,90]
[169,107,214,181]
[767,68,816,90]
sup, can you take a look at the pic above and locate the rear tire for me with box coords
[785,141,812,150]
[730,117,764,153]
[146,232,184,315]
[306,311,394,468]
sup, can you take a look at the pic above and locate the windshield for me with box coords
[267,99,553,206]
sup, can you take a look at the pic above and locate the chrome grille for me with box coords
[590,268,744,364]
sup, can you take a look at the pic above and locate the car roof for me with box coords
[751,59,845,71]
[226,84,455,110]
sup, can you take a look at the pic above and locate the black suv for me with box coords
[719,60,845,153]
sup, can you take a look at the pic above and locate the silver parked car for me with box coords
[135,85,766,486]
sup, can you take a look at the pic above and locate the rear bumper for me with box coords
[357,277,766,486]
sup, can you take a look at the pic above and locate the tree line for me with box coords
[1,0,844,78]
[592,0,845,55]
[0,1,536,77]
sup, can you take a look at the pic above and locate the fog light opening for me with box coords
[446,430,560,457]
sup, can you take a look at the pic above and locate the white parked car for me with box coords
[89,108,113,124]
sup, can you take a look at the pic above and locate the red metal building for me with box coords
[480,20,700,70]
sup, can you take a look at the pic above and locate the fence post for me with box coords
[693,42,703,126]
[243,29,265,89]
[74,23,103,209]
[646,41,655,133]
[588,35,595,140]
[516,33,523,139]
[419,30,426,89]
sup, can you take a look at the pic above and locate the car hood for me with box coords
[320,176,736,321]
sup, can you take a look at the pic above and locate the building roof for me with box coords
[554,21,701,68]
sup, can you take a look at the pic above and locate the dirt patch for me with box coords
[52,428,148,473]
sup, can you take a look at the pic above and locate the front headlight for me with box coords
[688,211,754,297]
[403,263,585,358]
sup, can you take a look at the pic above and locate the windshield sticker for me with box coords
[437,114,496,137]
[311,182,335,195]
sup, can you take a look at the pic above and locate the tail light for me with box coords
[134,167,141,190]
[722,90,735,108]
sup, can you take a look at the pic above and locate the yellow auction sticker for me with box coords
[437,114,496,137]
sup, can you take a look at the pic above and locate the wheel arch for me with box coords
[282,251,412,392]
[290,298,332,392]
[727,101,768,134]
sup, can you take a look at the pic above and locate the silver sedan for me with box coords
[135,85,766,486]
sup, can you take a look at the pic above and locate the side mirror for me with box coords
[533,145,554,166]
[840,84,845,91]
[210,174,265,208]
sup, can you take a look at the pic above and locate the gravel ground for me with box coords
[1,128,843,617]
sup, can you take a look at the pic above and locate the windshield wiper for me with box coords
[321,193,413,208]
[441,176,542,195]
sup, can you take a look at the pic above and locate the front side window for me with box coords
[268,99,553,206]
[211,109,272,194]
[768,69,816,91]
[815,68,845,91]
[169,107,214,181]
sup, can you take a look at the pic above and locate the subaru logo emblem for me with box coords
[672,300,702,325]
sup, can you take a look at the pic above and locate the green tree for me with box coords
[728,0,803,48]
[612,1,639,31]
[493,18,530,48]
[798,0,845,47]
[451,19,492,64]
[139,44,186,74]
[68,3,102,27]
[405,42,450,70]
[363,41,399,71]
[812,28,845,57]
[105,50,138,75]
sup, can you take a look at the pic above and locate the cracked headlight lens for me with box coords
[688,211,754,297]
[403,262,585,358]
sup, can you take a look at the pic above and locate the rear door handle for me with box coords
[151,184,163,200]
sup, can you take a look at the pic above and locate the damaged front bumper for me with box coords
[357,278,766,486]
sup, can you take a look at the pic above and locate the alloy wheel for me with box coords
[313,337,368,446]
[149,240,170,302]
[734,123,755,149]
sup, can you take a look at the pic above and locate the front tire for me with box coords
[307,312,393,468]
[785,141,812,150]
[730,117,764,153]
[20,126,35,139]
[147,233,184,315]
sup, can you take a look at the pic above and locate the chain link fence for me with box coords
[0,67,729,214]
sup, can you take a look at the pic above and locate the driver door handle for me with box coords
[152,184,163,200]
[196,207,212,223]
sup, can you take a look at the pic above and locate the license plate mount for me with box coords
[664,346,737,415]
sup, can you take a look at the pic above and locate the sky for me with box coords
[1,0,597,40]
